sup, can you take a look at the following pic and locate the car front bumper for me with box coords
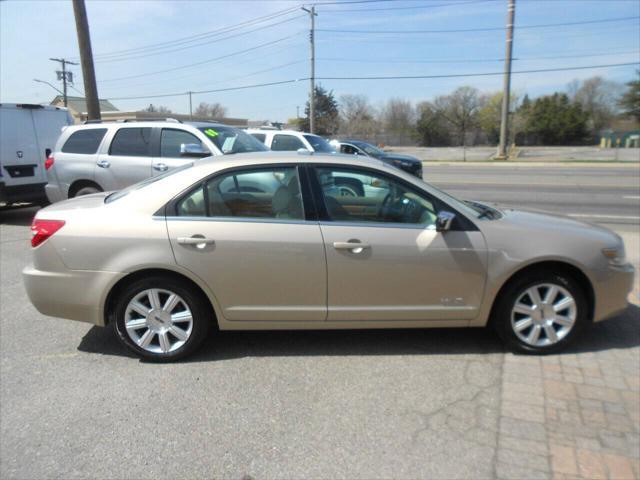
[593,262,635,322]
[23,264,123,326]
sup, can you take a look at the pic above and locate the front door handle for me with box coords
[333,241,371,254]
[97,160,110,168]
[153,163,169,172]
[177,236,215,248]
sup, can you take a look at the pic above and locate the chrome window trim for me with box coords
[162,215,311,226]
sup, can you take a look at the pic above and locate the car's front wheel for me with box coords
[494,271,589,354]
[113,276,212,361]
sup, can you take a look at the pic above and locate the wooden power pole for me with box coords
[497,0,516,159]
[72,0,101,121]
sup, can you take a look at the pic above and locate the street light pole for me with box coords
[497,0,516,159]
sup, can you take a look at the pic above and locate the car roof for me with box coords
[67,120,232,130]
[246,129,319,136]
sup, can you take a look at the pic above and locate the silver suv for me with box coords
[45,119,268,202]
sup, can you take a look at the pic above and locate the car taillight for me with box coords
[31,219,65,248]
[45,155,55,170]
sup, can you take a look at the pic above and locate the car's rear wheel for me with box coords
[493,271,589,354]
[113,276,212,361]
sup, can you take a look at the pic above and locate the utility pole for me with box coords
[302,5,317,134]
[49,58,77,107]
[497,0,516,159]
[188,91,193,119]
[72,0,101,121]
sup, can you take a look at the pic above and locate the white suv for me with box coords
[46,120,268,202]
[246,128,336,154]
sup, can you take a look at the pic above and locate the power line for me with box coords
[315,61,639,80]
[94,14,306,63]
[317,0,496,12]
[99,33,303,83]
[84,6,299,60]
[317,15,640,34]
[316,49,640,64]
[106,61,639,102]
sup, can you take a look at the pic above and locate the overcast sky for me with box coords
[1,0,638,121]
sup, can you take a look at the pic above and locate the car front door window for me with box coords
[314,167,438,227]
[271,134,306,151]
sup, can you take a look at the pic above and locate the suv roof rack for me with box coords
[83,117,182,124]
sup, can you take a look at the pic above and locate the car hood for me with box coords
[378,153,421,164]
[482,203,621,247]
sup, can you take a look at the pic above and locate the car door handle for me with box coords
[97,160,110,168]
[153,163,169,172]
[177,236,215,247]
[333,241,371,253]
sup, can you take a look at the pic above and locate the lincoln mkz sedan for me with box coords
[23,152,634,361]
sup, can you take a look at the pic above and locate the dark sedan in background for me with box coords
[330,139,423,178]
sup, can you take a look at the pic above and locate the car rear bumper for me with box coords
[45,183,66,204]
[23,264,123,326]
[593,263,635,322]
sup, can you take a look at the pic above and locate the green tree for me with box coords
[301,85,339,135]
[618,71,640,122]
[525,93,589,145]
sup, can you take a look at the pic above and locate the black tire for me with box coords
[112,276,213,361]
[334,177,364,196]
[74,186,102,197]
[493,270,589,354]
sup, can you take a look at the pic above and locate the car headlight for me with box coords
[602,245,626,265]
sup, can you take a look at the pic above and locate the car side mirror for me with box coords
[180,143,209,157]
[436,211,456,232]
[297,148,312,155]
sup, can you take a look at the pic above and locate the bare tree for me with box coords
[338,94,378,137]
[194,102,228,119]
[143,104,172,113]
[434,86,483,147]
[380,98,416,141]
[568,76,623,133]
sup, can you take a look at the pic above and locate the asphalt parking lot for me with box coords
[1,166,639,479]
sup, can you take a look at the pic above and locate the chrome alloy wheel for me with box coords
[124,288,193,354]
[510,283,577,347]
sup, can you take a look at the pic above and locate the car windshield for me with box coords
[104,162,194,204]
[353,141,385,157]
[198,126,268,154]
[303,134,335,153]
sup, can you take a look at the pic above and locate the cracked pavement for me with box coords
[1,206,638,480]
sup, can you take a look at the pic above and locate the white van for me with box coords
[0,104,73,205]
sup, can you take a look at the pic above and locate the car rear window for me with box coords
[61,128,107,154]
[109,127,152,157]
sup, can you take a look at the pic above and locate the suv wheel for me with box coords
[75,186,102,197]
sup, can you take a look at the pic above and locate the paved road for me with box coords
[1,165,638,479]
[424,164,640,225]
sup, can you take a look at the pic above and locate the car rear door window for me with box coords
[250,133,266,143]
[176,167,304,220]
[61,128,107,154]
[109,127,152,157]
[160,129,209,158]
[271,134,306,151]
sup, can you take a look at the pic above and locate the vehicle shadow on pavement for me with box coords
[77,305,639,362]
[0,205,40,226]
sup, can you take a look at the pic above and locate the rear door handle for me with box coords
[333,241,371,253]
[97,160,110,168]
[177,236,215,248]
[153,163,169,172]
